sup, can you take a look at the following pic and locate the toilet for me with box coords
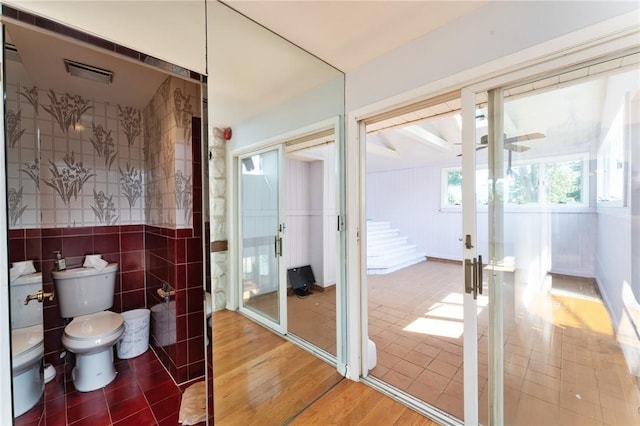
[52,264,124,392]
[10,272,44,417]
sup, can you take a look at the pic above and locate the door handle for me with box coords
[274,235,282,257]
[464,255,483,300]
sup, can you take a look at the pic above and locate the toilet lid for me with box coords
[65,311,124,340]
[11,324,44,357]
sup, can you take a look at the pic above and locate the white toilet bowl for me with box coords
[12,324,44,417]
[61,311,124,392]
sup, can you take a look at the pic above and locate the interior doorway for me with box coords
[235,122,344,364]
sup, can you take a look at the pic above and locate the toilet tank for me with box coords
[10,272,43,329]
[52,264,118,318]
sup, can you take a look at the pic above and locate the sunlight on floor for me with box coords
[524,287,615,336]
[403,292,489,338]
[403,317,464,338]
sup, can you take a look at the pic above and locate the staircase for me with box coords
[366,221,426,275]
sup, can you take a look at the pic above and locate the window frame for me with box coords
[441,152,591,212]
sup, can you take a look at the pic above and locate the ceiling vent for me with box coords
[64,59,113,84]
[4,43,21,62]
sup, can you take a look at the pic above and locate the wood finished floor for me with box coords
[213,310,438,425]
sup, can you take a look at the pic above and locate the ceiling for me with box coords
[2,1,493,128]
[4,22,169,110]
[224,1,488,72]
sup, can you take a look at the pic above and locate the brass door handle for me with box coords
[24,290,54,305]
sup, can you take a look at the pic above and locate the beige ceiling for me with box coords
[224,0,488,72]
[4,22,170,110]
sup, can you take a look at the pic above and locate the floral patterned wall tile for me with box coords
[7,66,200,232]
[6,74,145,229]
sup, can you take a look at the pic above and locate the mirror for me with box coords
[207,2,345,423]
[3,13,208,423]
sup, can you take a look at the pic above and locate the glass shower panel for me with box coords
[240,149,281,324]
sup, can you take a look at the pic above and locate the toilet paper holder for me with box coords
[157,282,175,301]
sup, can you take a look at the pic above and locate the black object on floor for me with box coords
[288,265,315,298]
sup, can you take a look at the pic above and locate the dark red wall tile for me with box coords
[9,238,26,263]
[187,361,204,379]
[187,262,203,289]
[62,235,92,257]
[186,238,201,263]
[175,315,187,343]
[121,270,145,292]
[121,289,145,312]
[188,337,204,364]
[121,251,144,272]
[187,312,204,339]
[174,341,187,367]
[62,227,93,236]
[121,232,143,252]
[42,237,63,260]
[25,236,42,260]
[94,233,120,255]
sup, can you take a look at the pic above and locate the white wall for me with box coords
[230,77,344,151]
[286,149,337,287]
[5,0,206,74]
[346,1,639,112]
[366,164,462,260]
[596,70,639,370]
[366,163,596,278]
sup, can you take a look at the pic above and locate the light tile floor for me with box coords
[367,260,640,426]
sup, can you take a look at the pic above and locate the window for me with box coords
[441,168,489,208]
[597,103,626,206]
[545,159,583,204]
[442,154,589,209]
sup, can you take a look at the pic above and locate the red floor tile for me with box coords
[66,395,109,424]
[144,380,182,406]
[150,393,182,423]
[108,394,149,424]
[112,406,157,425]
[68,410,112,426]
[138,369,173,392]
[105,379,143,407]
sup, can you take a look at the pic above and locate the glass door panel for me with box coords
[488,65,640,425]
[363,93,480,423]
[239,148,284,330]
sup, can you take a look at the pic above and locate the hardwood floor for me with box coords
[289,379,439,425]
[212,310,438,425]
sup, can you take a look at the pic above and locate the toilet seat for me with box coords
[65,311,124,340]
[12,325,44,373]
[62,311,124,355]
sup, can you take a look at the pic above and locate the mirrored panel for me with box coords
[207,1,346,423]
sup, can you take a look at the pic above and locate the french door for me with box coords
[237,146,287,333]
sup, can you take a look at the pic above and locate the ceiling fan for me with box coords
[457,132,545,174]
[456,132,545,156]
[477,132,546,153]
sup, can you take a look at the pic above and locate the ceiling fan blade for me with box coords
[504,143,531,153]
[504,132,545,144]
